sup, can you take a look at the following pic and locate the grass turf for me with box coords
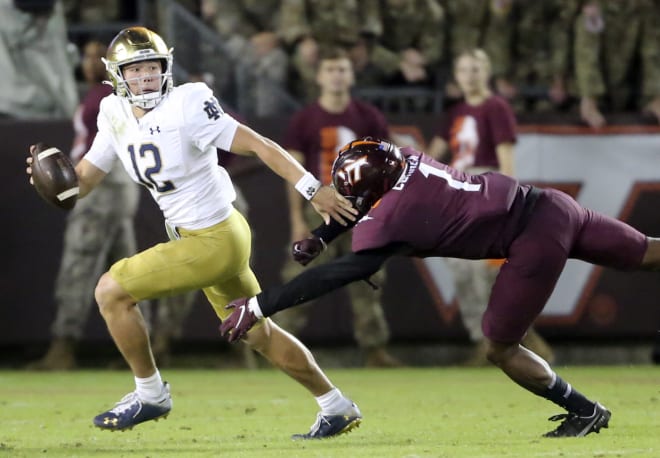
[0,366,658,457]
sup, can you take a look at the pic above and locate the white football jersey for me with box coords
[84,83,239,230]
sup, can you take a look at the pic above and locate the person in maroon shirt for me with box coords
[220,137,660,438]
[428,48,554,365]
[278,46,400,367]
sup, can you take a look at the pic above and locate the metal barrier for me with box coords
[158,0,300,116]
[355,86,444,114]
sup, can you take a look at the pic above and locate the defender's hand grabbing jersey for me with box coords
[85,83,238,230]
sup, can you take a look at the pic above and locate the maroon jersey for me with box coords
[438,95,516,169]
[352,147,532,259]
[71,83,113,161]
[259,145,646,343]
[283,100,389,185]
[259,144,646,344]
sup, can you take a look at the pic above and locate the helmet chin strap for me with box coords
[128,90,163,110]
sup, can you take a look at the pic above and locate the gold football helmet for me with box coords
[103,27,173,109]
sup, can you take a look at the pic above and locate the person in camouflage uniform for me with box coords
[478,0,580,112]
[362,0,445,87]
[201,0,290,117]
[507,0,580,112]
[62,0,120,23]
[25,163,143,370]
[442,0,580,112]
[574,0,660,127]
[278,0,382,101]
[24,40,136,370]
[0,0,78,119]
[440,0,490,99]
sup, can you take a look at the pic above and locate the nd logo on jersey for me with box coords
[203,98,222,120]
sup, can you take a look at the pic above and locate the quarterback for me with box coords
[26,27,361,439]
[221,138,660,438]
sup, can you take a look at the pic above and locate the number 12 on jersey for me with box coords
[128,143,175,192]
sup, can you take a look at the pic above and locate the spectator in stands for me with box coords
[427,48,554,365]
[62,0,120,23]
[574,0,660,128]
[276,46,401,367]
[441,0,489,100]
[478,0,514,101]
[278,0,382,102]
[361,0,445,87]
[514,1,579,112]
[201,0,289,117]
[0,0,78,119]
[476,1,580,113]
[442,0,518,102]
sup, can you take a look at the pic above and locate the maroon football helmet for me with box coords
[331,138,405,213]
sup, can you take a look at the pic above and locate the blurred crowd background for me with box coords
[3,0,660,125]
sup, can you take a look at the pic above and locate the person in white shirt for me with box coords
[26,26,361,439]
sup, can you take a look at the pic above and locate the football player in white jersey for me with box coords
[26,27,361,439]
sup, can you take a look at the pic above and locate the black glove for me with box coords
[291,236,326,266]
[219,297,259,343]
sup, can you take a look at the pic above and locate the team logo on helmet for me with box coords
[103,27,173,110]
[331,138,405,213]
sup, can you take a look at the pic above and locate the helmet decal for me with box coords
[332,137,405,213]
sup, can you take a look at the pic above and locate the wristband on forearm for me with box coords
[294,172,322,200]
[248,297,264,319]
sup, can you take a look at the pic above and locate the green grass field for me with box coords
[0,366,658,457]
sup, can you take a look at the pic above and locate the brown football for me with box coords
[30,143,79,210]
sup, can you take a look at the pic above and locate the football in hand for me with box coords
[30,143,79,210]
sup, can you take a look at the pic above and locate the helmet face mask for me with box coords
[331,138,405,213]
[103,27,173,110]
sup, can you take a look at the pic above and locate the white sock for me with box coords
[316,387,352,414]
[135,370,164,401]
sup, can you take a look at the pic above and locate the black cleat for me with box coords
[543,402,611,437]
[291,402,362,440]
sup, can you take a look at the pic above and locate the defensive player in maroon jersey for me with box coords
[220,137,660,438]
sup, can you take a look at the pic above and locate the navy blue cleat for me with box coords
[543,402,611,437]
[291,402,362,440]
[93,382,172,431]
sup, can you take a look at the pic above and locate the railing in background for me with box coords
[158,0,300,116]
